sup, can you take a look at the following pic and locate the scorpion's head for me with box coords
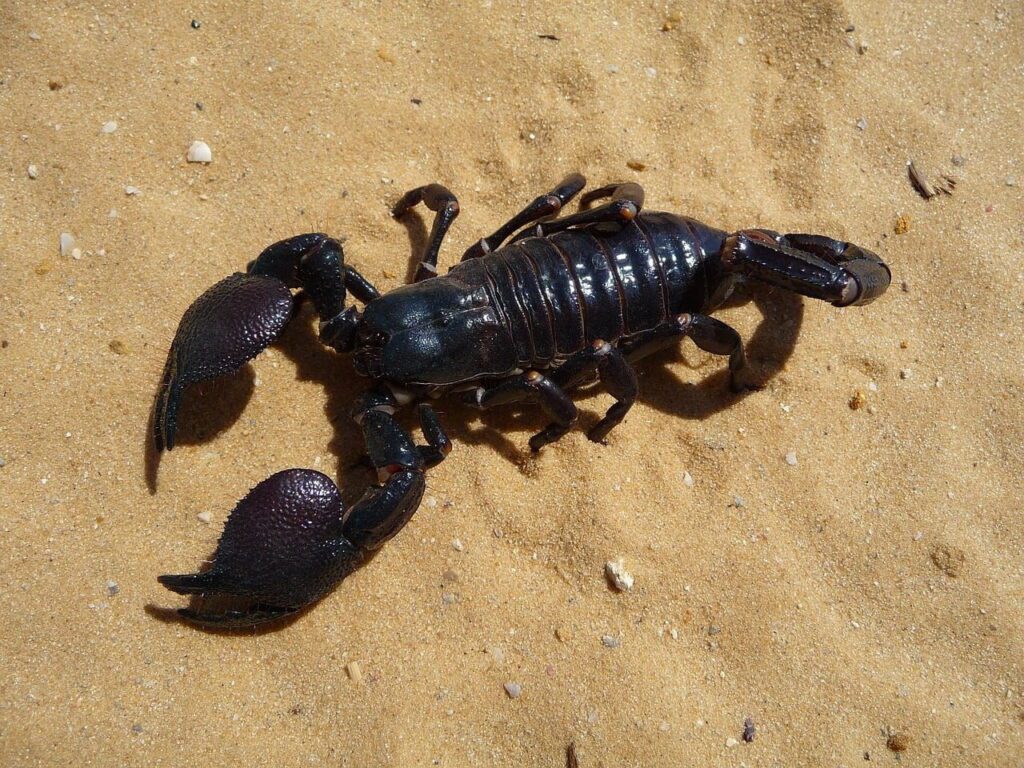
[351,275,517,388]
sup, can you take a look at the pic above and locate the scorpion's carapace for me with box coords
[153,172,890,627]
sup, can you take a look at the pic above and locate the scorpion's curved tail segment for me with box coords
[722,230,891,307]
[159,402,449,628]
[154,233,378,451]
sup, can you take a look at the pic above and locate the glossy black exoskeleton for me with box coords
[153,173,890,627]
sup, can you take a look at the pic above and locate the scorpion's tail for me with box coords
[721,230,891,308]
[153,233,359,452]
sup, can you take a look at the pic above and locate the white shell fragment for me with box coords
[101,121,118,133]
[187,140,212,163]
[605,558,634,591]
[27,164,39,179]
[59,232,76,256]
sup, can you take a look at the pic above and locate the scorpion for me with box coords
[153,173,890,627]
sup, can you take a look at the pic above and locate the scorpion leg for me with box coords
[722,230,891,307]
[392,184,460,281]
[509,182,645,242]
[159,397,448,627]
[464,371,578,452]
[461,173,586,260]
[620,313,761,393]
[549,340,639,443]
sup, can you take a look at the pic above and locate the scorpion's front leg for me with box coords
[158,398,449,627]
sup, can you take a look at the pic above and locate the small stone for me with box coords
[503,682,522,699]
[108,339,128,355]
[124,186,141,196]
[659,721,671,732]
[725,737,739,748]
[71,248,82,260]
[644,67,657,78]
[682,471,694,488]
[626,160,647,172]
[424,496,437,508]
[441,592,457,605]
[601,634,621,648]
[1006,176,1018,187]
[59,233,75,256]
[951,154,966,167]
[187,140,212,163]
[197,511,212,523]
[708,625,721,635]
[555,627,570,643]
[855,116,867,131]
[857,41,869,54]
[849,390,867,410]
[346,661,362,683]
[736,35,746,45]
[731,495,745,508]
[894,214,911,235]
[101,121,118,133]
[451,538,464,551]
[27,164,39,179]
[605,558,634,591]
[899,369,911,380]
[190,19,201,29]
[131,723,143,734]
[743,717,756,742]
[106,580,119,596]
[0,458,6,467]
[886,732,910,753]
[606,64,619,74]
[784,451,798,466]
[488,645,506,663]
[845,23,856,32]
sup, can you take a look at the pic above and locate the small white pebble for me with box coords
[659,720,671,732]
[644,66,657,77]
[108,209,118,219]
[737,35,746,45]
[605,558,634,591]
[781,403,792,413]
[71,248,82,260]
[441,592,457,605]
[732,495,745,508]
[106,580,119,596]
[27,164,39,179]
[29,31,41,41]
[913,531,923,541]
[601,634,621,648]
[124,186,141,196]
[346,661,362,683]
[726,737,739,748]
[851,620,860,628]
[59,232,75,256]
[856,116,868,131]
[682,471,694,488]
[197,511,212,523]
[425,496,437,509]
[606,64,619,73]
[784,451,798,466]
[868,381,878,392]
[187,140,213,163]
[101,121,118,134]
[695,718,705,728]
[488,645,505,664]
[451,538,464,551]
[1006,176,1017,187]
[503,682,521,699]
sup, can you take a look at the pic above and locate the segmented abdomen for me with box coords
[479,212,715,367]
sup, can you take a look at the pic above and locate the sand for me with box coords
[2,2,1022,766]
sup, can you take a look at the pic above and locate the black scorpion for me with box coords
[153,174,890,626]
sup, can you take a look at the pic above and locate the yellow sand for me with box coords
[2,2,1022,766]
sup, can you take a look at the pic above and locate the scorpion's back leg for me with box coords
[620,313,761,393]
[722,230,891,307]
[392,184,460,282]
[508,181,645,242]
[461,173,586,260]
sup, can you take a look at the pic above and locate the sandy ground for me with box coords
[2,2,1022,766]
